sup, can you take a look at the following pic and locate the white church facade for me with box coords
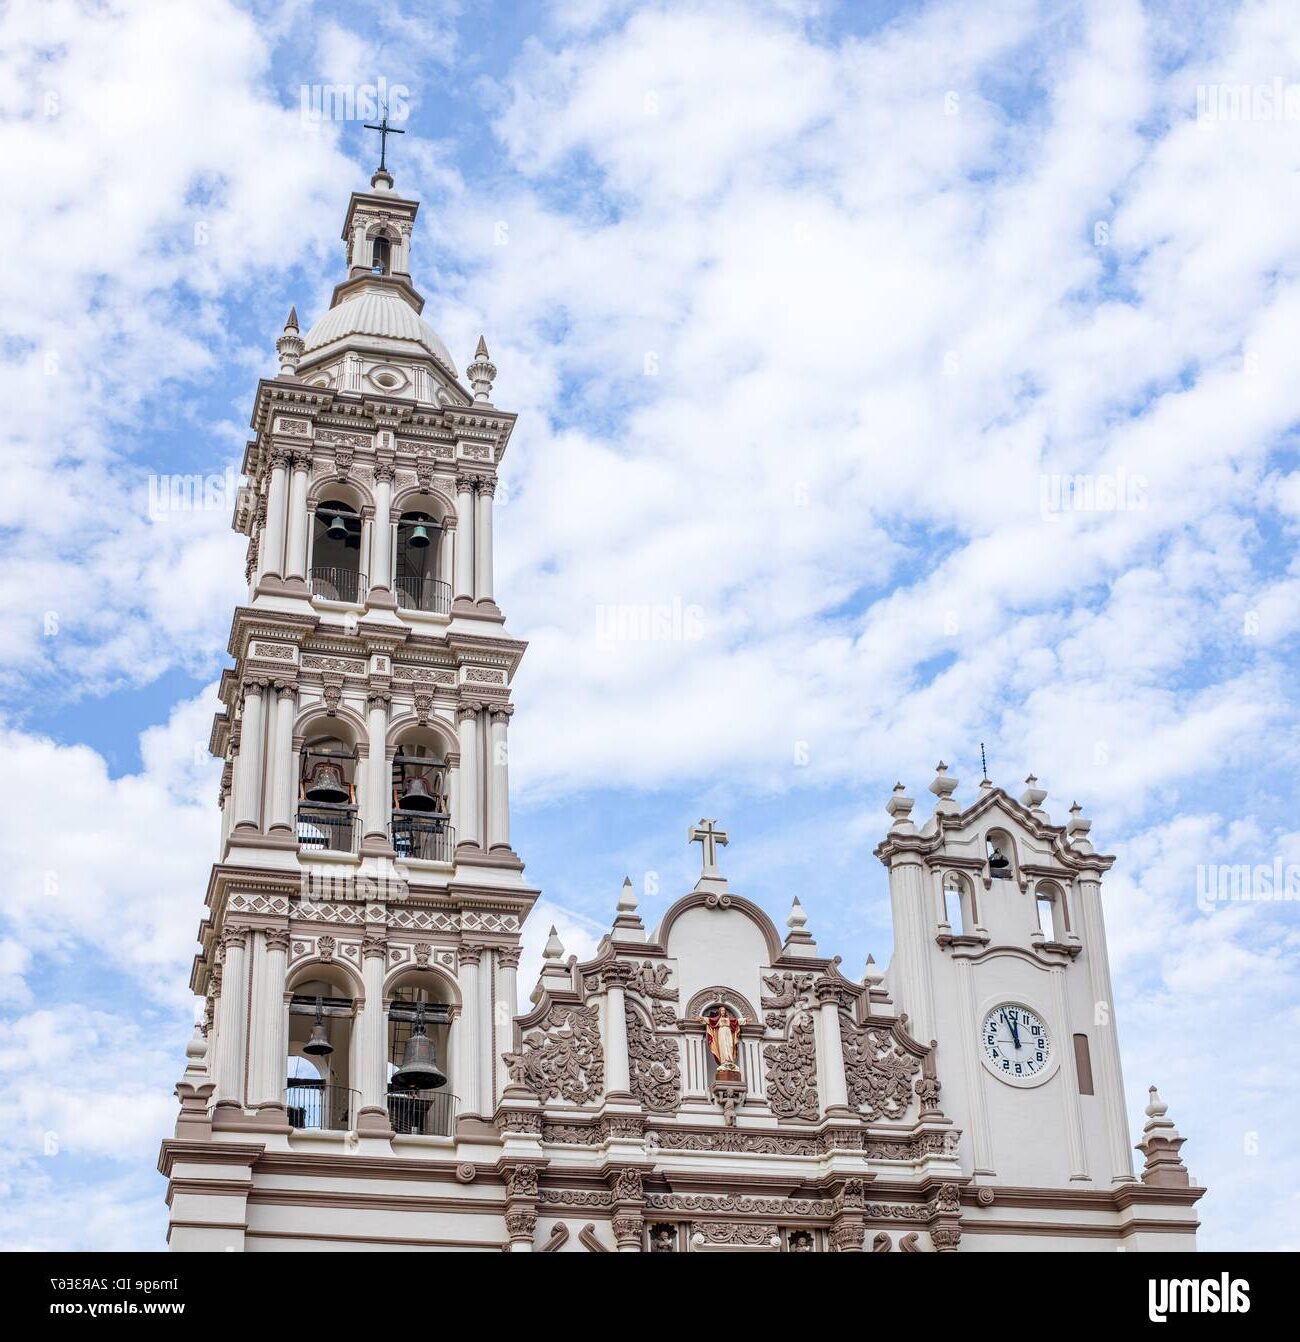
[159,163,1205,1253]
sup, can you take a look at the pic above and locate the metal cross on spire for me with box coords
[689,818,729,876]
[363,105,405,172]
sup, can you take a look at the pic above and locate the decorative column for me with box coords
[455,943,483,1119]
[369,461,395,606]
[248,928,290,1115]
[456,702,482,849]
[495,946,521,1097]
[814,979,852,1116]
[260,447,290,580]
[502,1164,539,1252]
[265,680,298,833]
[830,1177,867,1253]
[231,678,267,832]
[610,1168,646,1253]
[927,1182,963,1252]
[212,926,249,1111]
[486,704,513,852]
[356,933,392,1135]
[438,519,455,605]
[602,961,634,1100]
[454,475,476,604]
[361,690,392,853]
[478,944,496,1116]
[475,477,496,607]
[283,449,312,584]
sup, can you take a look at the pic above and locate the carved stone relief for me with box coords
[763,1011,820,1120]
[841,1016,921,1121]
[503,1003,604,1104]
[625,1006,681,1113]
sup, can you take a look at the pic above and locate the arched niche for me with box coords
[385,967,458,1136]
[284,962,360,1132]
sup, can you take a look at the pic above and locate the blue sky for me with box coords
[2,0,1298,1250]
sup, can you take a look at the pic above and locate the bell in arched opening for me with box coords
[406,522,431,548]
[302,998,334,1057]
[397,772,443,812]
[304,759,349,804]
[988,845,1012,879]
[391,1003,446,1091]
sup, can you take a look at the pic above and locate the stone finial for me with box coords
[1020,773,1049,821]
[886,783,916,834]
[782,896,818,959]
[929,761,959,816]
[1136,1086,1191,1188]
[863,954,883,988]
[1066,801,1094,854]
[863,953,893,1009]
[174,1023,215,1137]
[467,335,497,402]
[543,926,565,960]
[612,876,646,942]
[276,307,304,378]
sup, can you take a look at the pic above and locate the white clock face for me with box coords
[981,1003,1052,1084]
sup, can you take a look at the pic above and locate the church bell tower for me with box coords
[160,157,538,1250]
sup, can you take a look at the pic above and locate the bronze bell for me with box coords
[406,523,431,548]
[391,1004,446,1090]
[988,847,1011,878]
[398,775,441,812]
[303,997,334,1057]
[324,511,350,542]
[305,760,349,804]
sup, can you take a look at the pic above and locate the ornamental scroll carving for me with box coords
[625,1006,681,1113]
[841,1017,920,1121]
[760,971,814,1011]
[503,1004,604,1105]
[763,1011,819,1120]
[629,962,678,1001]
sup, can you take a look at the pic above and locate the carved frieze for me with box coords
[763,1011,819,1120]
[625,1006,681,1113]
[503,1004,604,1105]
[760,971,813,1011]
[841,1017,921,1121]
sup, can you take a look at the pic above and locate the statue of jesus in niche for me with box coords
[699,1004,745,1081]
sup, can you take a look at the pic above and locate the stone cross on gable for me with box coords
[689,818,728,876]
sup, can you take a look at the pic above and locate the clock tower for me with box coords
[876,766,1151,1194]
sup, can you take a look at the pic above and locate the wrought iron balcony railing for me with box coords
[387,1088,457,1137]
[310,566,367,604]
[286,1081,359,1133]
[297,803,359,854]
[390,813,455,863]
[394,574,452,615]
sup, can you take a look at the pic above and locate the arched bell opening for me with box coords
[390,728,453,861]
[394,507,450,614]
[297,731,360,854]
[371,234,392,276]
[386,971,456,1136]
[1034,880,1069,941]
[942,871,974,934]
[310,498,364,604]
[285,967,358,1132]
[986,828,1017,882]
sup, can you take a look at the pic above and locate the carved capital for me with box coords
[361,933,387,960]
[455,701,482,723]
[220,925,248,951]
[497,946,522,970]
[265,927,291,953]
[611,1210,643,1249]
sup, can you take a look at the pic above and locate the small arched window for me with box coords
[387,974,456,1135]
[297,734,359,853]
[371,234,392,275]
[391,734,452,861]
[395,511,448,612]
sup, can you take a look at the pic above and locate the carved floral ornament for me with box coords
[763,1011,820,1120]
[841,1017,921,1121]
[625,1006,681,1112]
[503,1003,605,1104]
